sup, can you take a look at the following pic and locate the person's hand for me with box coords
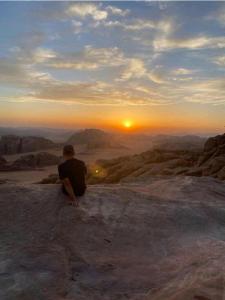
[69,196,79,207]
[72,200,79,207]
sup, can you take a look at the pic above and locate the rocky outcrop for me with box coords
[1,177,225,300]
[151,134,206,151]
[12,152,60,169]
[0,135,56,155]
[88,149,199,184]
[87,134,225,184]
[186,133,225,179]
[67,129,123,150]
[0,152,60,171]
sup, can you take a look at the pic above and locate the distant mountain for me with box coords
[0,127,73,143]
[151,135,206,151]
[67,129,124,150]
[0,135,57,155]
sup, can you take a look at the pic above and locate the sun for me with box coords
[123,120,133,129]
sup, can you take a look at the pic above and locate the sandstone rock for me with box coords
[1,177,225,299]
[0,135,56,155]
[217,166,225,180]
[12,152,60,170]
[185,167,203,177]
[39,173,59,184]
[197,134,225,178]
[89,150,200,184]
[0,156,6,166]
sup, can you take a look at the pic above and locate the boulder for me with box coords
[12,152,60,170]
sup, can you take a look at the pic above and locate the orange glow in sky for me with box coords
[123,120,133,129]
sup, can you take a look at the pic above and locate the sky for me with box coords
[0,1,225,134]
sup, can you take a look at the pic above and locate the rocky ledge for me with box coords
[1,176,225,300]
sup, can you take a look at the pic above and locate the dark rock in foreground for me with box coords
[1,177,225,299]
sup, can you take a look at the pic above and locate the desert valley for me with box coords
[1,128,225,300]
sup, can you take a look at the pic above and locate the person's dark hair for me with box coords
[63,145,75,156]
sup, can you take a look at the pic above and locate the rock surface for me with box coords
[1,177,225,300]
[88,149,199,184]
[196,133,225,180]
[12,152,60,169]
[0,155,7,166]
[87,134,225,184]
[151,135,206,151]
[0,135,56,155]
[0,152,60,171]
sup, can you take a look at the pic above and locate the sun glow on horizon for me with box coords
[123,120,133,129]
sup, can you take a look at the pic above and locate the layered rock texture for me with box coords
[195,134,225,180]
[1,177,225,300]
[0,135,56,155]
[88,134,225,184]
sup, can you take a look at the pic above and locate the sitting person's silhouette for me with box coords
[58,145,87,206]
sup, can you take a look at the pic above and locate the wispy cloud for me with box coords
[213,55,225,66]
[153,36,225,51]
[66,3,108,21]
[171,68,195,75]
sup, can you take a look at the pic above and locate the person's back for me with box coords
[58,145,87,206]
[58,158,87,197]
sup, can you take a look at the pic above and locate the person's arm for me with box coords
[62,178,79,206]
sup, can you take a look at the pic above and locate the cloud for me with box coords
[213,55,225,66]
[0,58,51,88]
[66,3,108,21]
[47,46,125,70]
[25,80,170,106]
[120,58,164,84]
[171,68,195,75]
[34,45,163,84]
[179,78,225,105]
[153,35,225,51]
[102,18,174,35]
[106,5,129,17]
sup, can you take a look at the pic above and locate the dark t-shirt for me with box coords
[58,158,87,197]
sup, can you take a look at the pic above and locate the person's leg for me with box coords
[62,185,68,195]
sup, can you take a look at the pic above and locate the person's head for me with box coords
[63,144,75,159]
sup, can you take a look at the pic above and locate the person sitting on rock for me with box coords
[58,145,87,206]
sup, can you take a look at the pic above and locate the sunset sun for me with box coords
[123,120,133,129]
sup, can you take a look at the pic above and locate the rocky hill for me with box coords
[1,176,225,300]
[0,135,57,155]
[0,152,60,171]
[67,129,123,150]
[88,133,225,184]
[151,134,206,151]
